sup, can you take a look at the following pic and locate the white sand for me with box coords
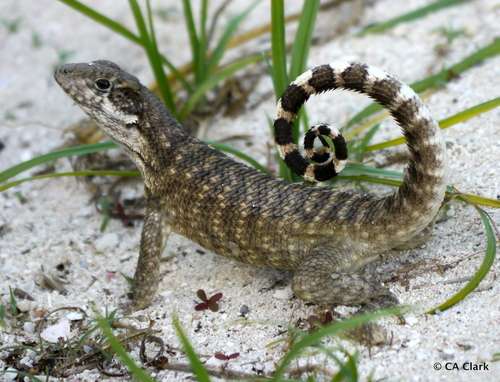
[0,1,499,381]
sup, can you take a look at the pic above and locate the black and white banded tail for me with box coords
[274,61,447,231]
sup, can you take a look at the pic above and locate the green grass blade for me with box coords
[97,317,156,382]
[57,0,141,44]
[57,0,191,95]
[200,0,208,50]
[270,0,292,182]
[365,96,500,151]
[8,286,17,315]
[456,192,500,208]
[0,170,140,192]
[179,53,263,119]
[359,0,467,35]
[4,145,499,209]
[173,316,211,382]
[197,0,208,84]
[329,349,359,382]
[338,174,402,188]
[288,0,319,166]
[208,142,270,174]
[427,206,497,314]
[288,0,320,80]
[0,142,116,183]
[129,0,177,115]
[438,97,500,128]
[345,38,500,129]
[272,308,403,380]
[341,163,403,180]
[270,0,288,98]
[206,1,259,76]
[182,0,202,84]
[340,164,500,208]
[145,0,178,112]
[0,142,269,192]
[351,123,380,161]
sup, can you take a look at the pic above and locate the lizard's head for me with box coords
[54,60,150,169]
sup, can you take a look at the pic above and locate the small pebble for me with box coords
[41,318,71,343]
[66,311,84,321]
[273,287,292,300]
[405,315,418,326]
[16,300,32,312]
[239,304,250,317]
[23,321,35,334]
[95,233,119,252]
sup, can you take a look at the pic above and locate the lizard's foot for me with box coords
[292,252,397,307]
[292,252,400,346]
[393,223,433,251]
[130,289,156,312]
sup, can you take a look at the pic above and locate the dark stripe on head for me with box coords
[280,84,309,113]
[332,135,348,160]
[392,98,419,128]
[341,63,369,92]
[313,161,337,181]
[369,77,401,107]
[284,149,308,176]
[274,118,293,145]
[308,65,336,93]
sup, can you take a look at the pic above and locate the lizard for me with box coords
[54,60,446,311]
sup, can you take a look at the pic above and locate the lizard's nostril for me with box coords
[57,65,71,75]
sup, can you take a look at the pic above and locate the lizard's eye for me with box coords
[95,78,112,91]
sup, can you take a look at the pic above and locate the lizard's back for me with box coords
[163,138,391,270]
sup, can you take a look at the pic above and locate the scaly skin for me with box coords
[54,60,446,310]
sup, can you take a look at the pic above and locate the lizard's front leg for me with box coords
[132,196,170,310]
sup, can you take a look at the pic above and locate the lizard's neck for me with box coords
[135,92,191,191]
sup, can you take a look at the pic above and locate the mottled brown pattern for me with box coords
[369,77,401,106]
[308,65,336,92]
[340,63,369,91]
[55,60,446,311]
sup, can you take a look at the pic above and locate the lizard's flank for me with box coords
[55,60,446,310]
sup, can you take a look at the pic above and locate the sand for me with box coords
[0,0,499,381]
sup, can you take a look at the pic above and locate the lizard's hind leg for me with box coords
[292,252,398,309]
[393,224,433,251]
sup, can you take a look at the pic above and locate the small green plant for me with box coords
[31,31,43,48]
[8,286,18,316]
[97,316,156,382]
[358,0,468,35]
[0,303,6,328]
[58,0,261,120]
[435,25,467,43]
[0,16,22,33]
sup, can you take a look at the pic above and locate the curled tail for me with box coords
[274,62,447,227]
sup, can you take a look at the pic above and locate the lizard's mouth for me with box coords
[54,64,77,89]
